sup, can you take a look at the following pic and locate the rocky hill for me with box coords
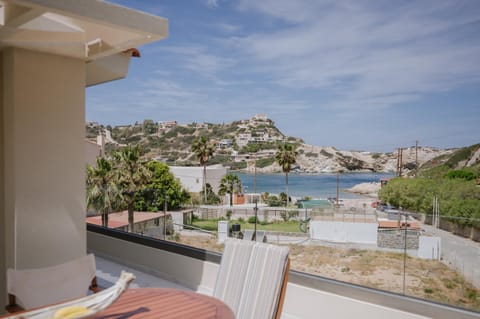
[86,116,456,174]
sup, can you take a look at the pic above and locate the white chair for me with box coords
[6,254,98,311]
[214,239,290,319]
[242,229,254,241]
[255,230,267,242]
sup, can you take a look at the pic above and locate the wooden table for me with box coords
[93,288,235,319]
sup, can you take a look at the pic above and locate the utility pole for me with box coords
[396,148,401,177]
[396,148,399,177]
[415,140,419,178]
[403,211,408,295]
[336,172,339,207]
[397,148,403,177]
[254,199,258,240]
[163,194,167,240]
[253,153,257,194]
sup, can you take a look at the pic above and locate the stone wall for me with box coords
[423,214,480,242]
[378,229,419,249]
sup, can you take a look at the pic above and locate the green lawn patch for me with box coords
[192,219,302,233]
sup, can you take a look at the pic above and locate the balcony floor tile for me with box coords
[95,255,191,291]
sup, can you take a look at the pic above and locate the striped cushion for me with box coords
[214,239,289,319]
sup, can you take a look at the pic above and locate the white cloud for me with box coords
[89,0,480,150]
[159,45,237,79]
[214,23,243,33]
[142,80,200,99]
[233,0,480,112]
[206,0,219,8]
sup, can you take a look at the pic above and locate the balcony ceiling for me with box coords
[0,0,168,61]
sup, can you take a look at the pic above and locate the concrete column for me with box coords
[0,50,6,313]
[1,48,87,307]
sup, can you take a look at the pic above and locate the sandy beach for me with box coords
[343,182,381,198]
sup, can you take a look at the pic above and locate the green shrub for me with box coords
[279,210,298,222]
[378,176,480,227]
[126,135,142,143]
[465,288,478,300]
[248,216,257,224]
[256,158,275,168]
[209,155,230,165]
[445,144,479,168]
[230,162,247,170]
[445,169,476,181]
[267,195,283,207]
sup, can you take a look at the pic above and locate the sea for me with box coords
[233,172,395,199]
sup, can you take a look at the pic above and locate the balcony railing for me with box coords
[87,224,480,319]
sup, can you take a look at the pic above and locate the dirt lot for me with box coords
[176,234,480,311]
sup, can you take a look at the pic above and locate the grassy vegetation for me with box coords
[379,177,480,226]
[379,144,480,227]
[176,234,480,311]
[421,144,480,178]
[256,157,275,168]
[229,162,247,170]
[241,220,301,232]
[191,219,302,233]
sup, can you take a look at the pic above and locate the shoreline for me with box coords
[232,169,396,175]
[235,172,385,201]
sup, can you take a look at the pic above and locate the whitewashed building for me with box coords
[169,165,227,193]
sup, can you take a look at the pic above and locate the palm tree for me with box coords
[191,136,215,203]
[86,157,121,227]
[275,143,298,206]
[114,146,151,232]
[218,173,242,206]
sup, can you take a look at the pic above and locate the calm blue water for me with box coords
[234,172,394,199]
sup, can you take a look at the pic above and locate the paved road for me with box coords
[422,223,480,288]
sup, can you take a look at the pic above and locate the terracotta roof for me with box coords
[86,211,167,228]
[378,220,421,229]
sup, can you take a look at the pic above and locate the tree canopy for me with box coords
[218,173,242,206]
[86,145,191,232]
[135,161,190,211]
[191,136,215,203]
[275,143,298,206]
[379,177,480,227]
[86,157,122,227]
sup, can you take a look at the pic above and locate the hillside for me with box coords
[86,116,457,174]
[419,143,480,179]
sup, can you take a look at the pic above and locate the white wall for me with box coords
[87,231,219,294]
[169,165,227,193]
[2,48,86,271]
[282,283,428,319]
[418,236,441,260]
[85,140,102,166]
[310,221,378,244]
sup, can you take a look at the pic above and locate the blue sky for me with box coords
[87,0,480,152]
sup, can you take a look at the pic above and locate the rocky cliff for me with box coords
[86,117,455,174]
[244,144,452,174]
